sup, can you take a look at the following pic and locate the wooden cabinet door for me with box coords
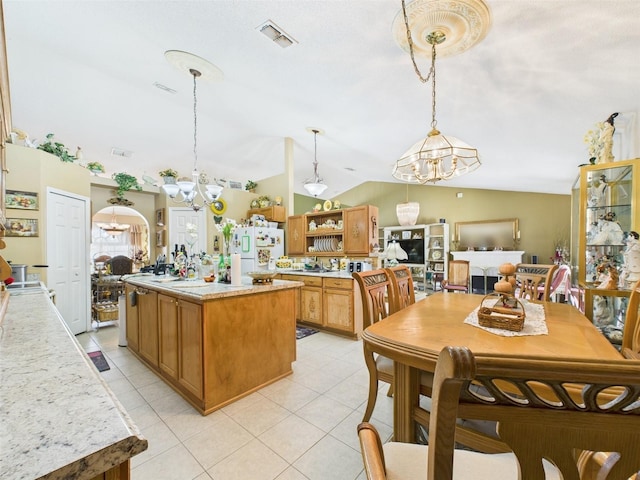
[158,294,179,381]
[287,215,306,255]
[137,289,158,367]
[125,285,139,353]
[344,206,378,255]
[281,274,302,320]
[323,288,353,333]
[178,300,203,399]
[300,286,323,325]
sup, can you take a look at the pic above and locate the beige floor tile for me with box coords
[127,402,163,430]
[275,467,310,480]
[259,414,325,463]
[220,390,265,417]
[126,367,163,389]
[226,397,291,436]
[164,408,228,442]
[259,378,320,412]
[104,376,136,396]
[146,390,193,419]
[293,435,364,480]
[296,395,354,433]
[324,376,371,409]
[116,387,148,411]
[291,367,344,394]
[137,378,177,403]
[207,438,288,480]
[183,415,254,470]
[132,444,204,480]
[131,420,181,467]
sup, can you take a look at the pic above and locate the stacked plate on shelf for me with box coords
[313,237,339,252]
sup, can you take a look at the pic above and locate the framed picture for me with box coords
[155,208,165,226]
[229,180,243,190]
[4,218,38,237]
[5,190,38,210]
[434,263,444,272]
[156,230,165,247]
[401,231,412,240]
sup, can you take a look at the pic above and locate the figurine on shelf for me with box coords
[596,262,619,290]
[621,231,640,288]
[588,211,625,245]
[587,174,608,207]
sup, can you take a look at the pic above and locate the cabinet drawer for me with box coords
[281,274,323,287]
[323,277,352,290]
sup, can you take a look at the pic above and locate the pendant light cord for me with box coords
[190,68,201,172]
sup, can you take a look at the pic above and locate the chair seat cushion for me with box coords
[382,442,560,480]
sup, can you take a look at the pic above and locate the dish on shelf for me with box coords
[432,250,443,260]
[323,200,332,211]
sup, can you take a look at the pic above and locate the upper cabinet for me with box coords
[287,205,379,257]
[576,159,640,285]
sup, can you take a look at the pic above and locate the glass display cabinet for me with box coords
[574,158,640,344]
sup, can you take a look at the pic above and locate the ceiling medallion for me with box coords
[391,0,491,58]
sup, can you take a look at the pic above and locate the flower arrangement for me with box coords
[584,121,614,164]
[215,218,238,253]
[245,180,257,192]
[159,168,179,178]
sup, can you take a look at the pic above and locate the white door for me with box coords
[168,208,206,259]
[46,188,91,334]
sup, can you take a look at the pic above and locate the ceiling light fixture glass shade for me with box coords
[303,128,328,197]
[396,202,420,226]
[162,50,224,211]
[98,208,130,237]
[392,0,486,184]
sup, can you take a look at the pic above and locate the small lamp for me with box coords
[384,240,408,266]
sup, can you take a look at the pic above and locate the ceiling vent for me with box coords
[153,82,177,94]
[257,20,297,48]
[110,147,133,158]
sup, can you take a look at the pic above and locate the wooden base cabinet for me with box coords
[323,278,354,333]
[125,280,296,415]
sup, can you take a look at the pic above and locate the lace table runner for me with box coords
[464,298,548,337]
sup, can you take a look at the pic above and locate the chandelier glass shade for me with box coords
[303,128,328,197]
[162,50,224,211]
[98,208,130,237]
[396,202,420,226]
[392,0,484,184]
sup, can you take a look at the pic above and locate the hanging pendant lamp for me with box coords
[303,128,328,197]
[98,207,130,237]
[391,0,489,184]
[162,50,224,211]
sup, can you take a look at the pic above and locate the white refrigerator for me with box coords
[230,226,284,274]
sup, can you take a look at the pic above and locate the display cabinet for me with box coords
[577,159,639,284]
[382,223,449,292]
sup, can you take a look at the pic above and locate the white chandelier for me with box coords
[303,128,328,197]
[391,0,489,184]
[162,50,224,211]
[98,207,130,237]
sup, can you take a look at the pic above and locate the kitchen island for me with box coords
[123,275,302,415]
[0,287,147,480]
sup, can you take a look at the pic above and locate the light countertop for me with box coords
[0,289,147,479]
[276,269,355,279]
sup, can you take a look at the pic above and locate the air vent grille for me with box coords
[257,20,297,48]
[110,148,133,158]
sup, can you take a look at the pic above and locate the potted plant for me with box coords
[111,172,142,200]
[245,180,257,193]
[37,133,76,163]
[159,169,179,184]
[86,161,105,175]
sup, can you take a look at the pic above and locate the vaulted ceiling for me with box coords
[3,0,639,197]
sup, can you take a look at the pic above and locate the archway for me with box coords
[91,206,150,272]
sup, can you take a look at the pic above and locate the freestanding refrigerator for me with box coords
[230,226,285,274]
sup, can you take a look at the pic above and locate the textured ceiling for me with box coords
[3,0,639,197]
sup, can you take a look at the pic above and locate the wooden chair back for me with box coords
[514,263,558,301]
[353,269,392,329]
[359,346,640,480]
[622,278,640,359]
[442,260,470,293]
[105,255,133,276]
[385,265,416,314]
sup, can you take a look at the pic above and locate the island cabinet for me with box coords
[280,273,363,338]
[124,277,299,415]
[286,205,379,257]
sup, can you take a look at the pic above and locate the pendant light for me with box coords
[391,0,489,184]
[99,207,130,237]
[162,50,224,211]
[303,128,328,197]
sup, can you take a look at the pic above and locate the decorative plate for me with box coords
[323,200,332,211]
[432,250,442,260]
[210,198,227,215]
[247,271,278,281]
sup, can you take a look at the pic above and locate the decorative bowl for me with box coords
[247,271,278,282]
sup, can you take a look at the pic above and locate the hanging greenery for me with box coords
[37,133,76,163]
[111,172,142,199]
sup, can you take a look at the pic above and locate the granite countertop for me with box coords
[276,269,355,279]
[0,289,147,480]
[123,273,304,301]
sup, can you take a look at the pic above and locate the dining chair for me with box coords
[621,278,640,359]
[105,255,133,276]
[539,264,572,303]
[385,265,416,314]
[353,269,396,420]
[358,345,640,480]
[441,260,470,293]
[514,263,558,301]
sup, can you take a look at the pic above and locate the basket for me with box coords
[477,293,525,332]
[93,303,119,321]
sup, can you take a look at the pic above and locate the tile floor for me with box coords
[76,325,394,480]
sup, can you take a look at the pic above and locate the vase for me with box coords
[162,176,177,185]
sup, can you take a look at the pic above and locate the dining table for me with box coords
[362,292,624,443]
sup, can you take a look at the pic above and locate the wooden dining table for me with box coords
[362,292,623,443]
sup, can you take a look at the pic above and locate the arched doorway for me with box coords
[91,206,150,272]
